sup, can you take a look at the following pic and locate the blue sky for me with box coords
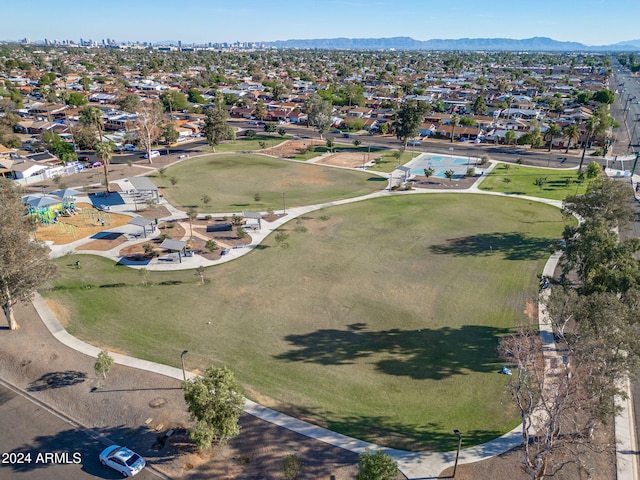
[5,0,636,46]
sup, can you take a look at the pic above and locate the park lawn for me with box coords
[479,163,589,199]
[291,143,387,162]
[44,194,570,452]
[368,150,419,173]
[213,134,290,153]
[154,153,381,211]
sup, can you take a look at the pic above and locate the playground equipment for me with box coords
[81,208,112,227]
[57,222,77,238]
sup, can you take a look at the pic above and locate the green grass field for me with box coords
[213,134,290,153]
[154,153,383,211]
[45,194,569,451]
[479,163,589,199]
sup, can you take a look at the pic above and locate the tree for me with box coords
[356,449,398,480]
[544,124,562,152]
[277,126,287,137]
[499,327,573,480]
[305,94,333,139]
[135,100,164,163]
[187,207,198,240]
[264,122,277,133]
[561,178,639,292]
[325,138,334,153]
[395,100,428,147]
[586,161,601,181]
[195,266,206,285]
[578,116,601,172]
[253,100,267,121]
[187,88,206,105]
[504,130,516,145]
[592,89,615,104]
[449,113,460,143]
[182,366,244,449]
[563,177,634,230]
[459,116,477,127]
[118,93,141,113]
[0,179,57,330]
[472,95,487,115]
[161,89,189,113]
[534,177,547,192]
[281,454,302,480]
[205,239,218,252]
[163,123,180,154]
[67,92,87,106]
[444,169,455,181]
[563,124,580,153]
[78,105,104,144]
[203,106,235,152]
[94,350,114,379]
[95,141,114,192]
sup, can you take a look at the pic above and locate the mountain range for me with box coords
[266,36,640,52]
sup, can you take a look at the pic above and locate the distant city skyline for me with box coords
[5,0,637,47]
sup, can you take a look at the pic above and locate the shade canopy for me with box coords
[49,188,83,199]
[23,195,62,208]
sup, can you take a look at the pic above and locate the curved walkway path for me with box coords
[38,160,637,479]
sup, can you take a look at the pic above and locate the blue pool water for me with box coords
[406,154,475,178]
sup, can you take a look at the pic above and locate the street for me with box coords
[0,382,158,480]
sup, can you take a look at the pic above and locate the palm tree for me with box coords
[563,124,580,153]
[544,124,562,152]
[79,105,104,144]
[579,116,601,172]
[450,114,460,143]
[95,141,114,193]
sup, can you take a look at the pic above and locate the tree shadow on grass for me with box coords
[429,232,553,260]
[275,323,509,380]
[273,403,509,452]
[27,371,87,392]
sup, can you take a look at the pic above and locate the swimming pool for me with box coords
[406,154,476,178]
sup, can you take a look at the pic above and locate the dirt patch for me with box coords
[44,298,72,328]
[523,298,537,321]
[260,138,324,158]
[76,233,127,251]
[318,151,374,168]
[34,203,132,245]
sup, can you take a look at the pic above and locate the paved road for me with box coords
[0,382,157,480]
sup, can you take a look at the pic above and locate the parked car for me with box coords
[99,445,146,477]
[90,161,103,168]
[144,150,160,159]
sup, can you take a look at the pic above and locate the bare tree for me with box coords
[499,327,573,480]
[135,100,163,163]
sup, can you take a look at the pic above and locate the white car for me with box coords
[99,445,146,477]
[144,150,160,159]
[407,139,421,146]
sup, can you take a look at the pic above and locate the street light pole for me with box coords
[180,350,188,381]
[282,192,286,215]
[452,429,462,478]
